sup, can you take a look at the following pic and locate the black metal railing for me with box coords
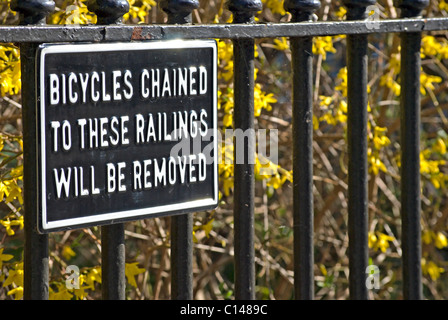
[3,0,447,300]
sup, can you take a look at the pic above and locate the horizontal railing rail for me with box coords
[0,18,448,43]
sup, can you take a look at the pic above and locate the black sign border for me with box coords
[36,40,219,233]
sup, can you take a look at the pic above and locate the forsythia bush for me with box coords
[0,0,448,300]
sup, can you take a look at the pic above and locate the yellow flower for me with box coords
[193,219,215,243]
[318,95,348,126]
[218,40,234,82]
[254,84,276,117]
[218,40,233,65]
[221,60,234,82]
[222,93,234,114]
[376,233,395,253]
[0,182,8,202]
[0,44,21,96]
[263,0,286,15]
[6,181,23,205]
[266,174,287,189]
[434,232,448,249]
[221,177,234,197]
[380,74,401,96]
[0,248,13,269]
[10,165,23,179]
[313,37,337,61]
[0,219,15,236]
[0,216,23,236]
[73,287,88,300]
[434,138,447,155]
[50,1,96,25]
[372,126,391,150]
[420,149,446,189]
[124,0,156,22]
[335,101,347,123]
[424,73,443,89]
[335,6,347,19]
[7,286,23,300]
[3,262,23,287]
[256,156,292,190]
[440,0,448,11]
[125,262,145,287]
[312,115,319,130]
[219,163,233,179]
[85,266,101,289]
[73,275,90,300]
[421,35,448,60]
[420,72,442,95]
[422,36,441,57]
[219,142,233,170]
[62,245,76,261]
[422,229,434,245]
[255,156,277,179]
[369,231,394,253]
[368,233,376,248]
[49,283,73,300]
[368,149,387,175]
[422,258,444,281]
[201,219,214,238]
[389,51,401,71]
[319,95,333,109]
[273,37,289,51]
[223,113,233,128]
[319,264,328,276]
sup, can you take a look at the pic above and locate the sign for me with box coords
[36,40,218,233]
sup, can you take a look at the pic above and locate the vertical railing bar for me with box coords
[159,0,199,300]
[227,0,262,300]
[170,214,193,299]
[400,30,422,300]
[22,42,50,300]
[343,0,375,300]
[101,224,126,299]
[87,0,129,300]
[285,0,321,301]
[291,35,315,301]
[232,38,256,299]
[10,0,55,300]
[398,0,428,300]
[346,32,369,300]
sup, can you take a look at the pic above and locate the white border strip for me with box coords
[38,40,218,231]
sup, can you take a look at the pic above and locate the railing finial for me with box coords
[284,0,321,22]
[227,0,262,23]
[160,0,199,24]
[342,0,377,20]
[10,0,55,25]
[396,0,429,17]
[87,0,129,24]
